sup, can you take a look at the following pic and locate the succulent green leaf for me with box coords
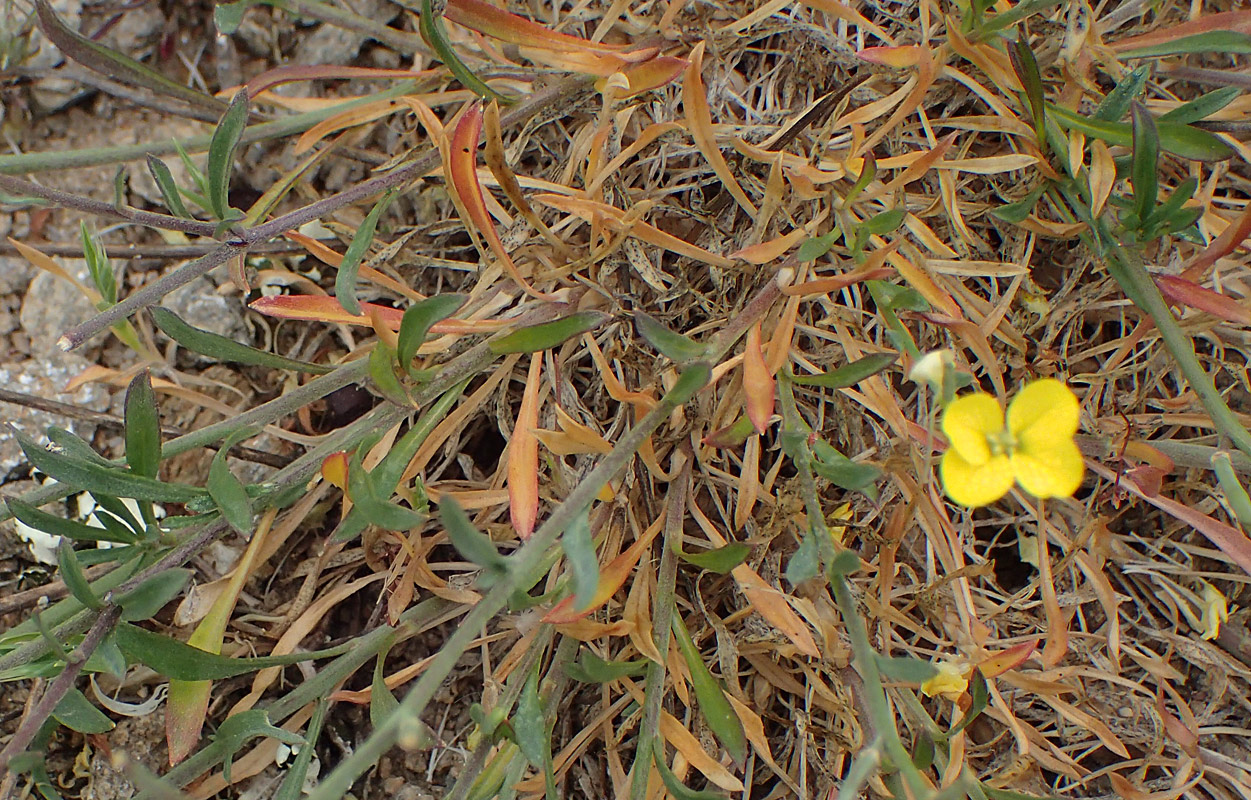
[397,294,467,376]
[677,542,751,574]
[874,654,940,684]
[207,90,250,220]
[670,614,747,765]
[124,371,161,479]
[335,190,394,315]
[634,312,706,362]
[439,495,509,581]
[208,442,253,535]
[16,429,208,503]
[53,688,114,734]
[114,569,193,622]
[490,311,608,354]
[565,649,648,683]
[57,541,101,610]
[562,505,599,611]
[1121,31,1251,58]
[1130,102,1160,224]
[790,353,897,389]
[1093,65,1150,122]
[152,306,331,373]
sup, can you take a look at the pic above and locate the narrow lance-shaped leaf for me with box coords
[420,0,509,102]
[679,542,751,574]
[652,748,726,800]
[80,222,116,305]
[439,495,509,581]
[509,354,542,539]
[670,614,747,765]
[115,569,192,622]
[152,306,332,374]
[16,429,207,503]
[1094,65,1149,122]
[145,155,192,218]
[743,322,773,433]
[207,90,250,221]
[397,294,467,376]
[634,312,706,362]
[367,341,411,407]
[8,497,136,545]
[1047,103,1234,162]
[124,370,161,478]
[335,190,394,315]
[562,504,599,610]
[1159,87,1240,125]
[208,441,253,535]
[33,0,227,114]
[490,311,608,354]
[790,353,897,389]
[1131,102,1160,225]
[53,688,114,734]
[57,541,102,610]
[1008,36,1047,150]
[115,623,355,681]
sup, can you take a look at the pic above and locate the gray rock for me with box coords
[0,255,36,295]
[0,358,110,477]
[19,259,97,357]
[294,0,397,65]
[162,276,247,344]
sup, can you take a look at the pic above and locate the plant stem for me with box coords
[627,450,689,800]
[0,605,121,771]
[0,174,220,237]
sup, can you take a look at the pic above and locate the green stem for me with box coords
[627,453,689,800]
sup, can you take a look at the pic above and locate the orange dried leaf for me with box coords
[447,103,549,299]
[684,42,756,216]
[445,0,632,54]
[857,44,922,68]
[743,323,774,433]
[1156,274,1251,325]
[732,565,819,657]
[977,640,1036,678]
[321,452,350,492]
[543,518,662,624]
[249,294,500,334]
[508,354,542,539]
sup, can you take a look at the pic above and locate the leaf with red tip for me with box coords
[508,354,542,539]
[1155,274,1251,325]
[976,640,1037,679]
[249,294,501,334]
[743,323,774,433]
[445,0,632,54]
[447,104,549,299]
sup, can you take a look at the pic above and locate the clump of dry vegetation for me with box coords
[1,0,1250,798]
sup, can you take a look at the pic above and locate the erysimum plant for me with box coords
[940,378,1084,507]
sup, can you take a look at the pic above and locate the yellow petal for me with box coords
[920,661,969,700]
[941,449,1013,507]
[1007,378,1079,446]
[1200,582,1229,640]
[941,393,1002,466]
[1011,439,1084,499]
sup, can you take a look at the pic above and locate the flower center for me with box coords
[986,428,1018,457]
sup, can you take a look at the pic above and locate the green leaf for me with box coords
[951,669,990,736]
[633,312,706,362]
[663,362,712,405]
[1130,102,1159,224]
[8,498,136,545]
[274,700,330,800]
[439,495,509,581]
[564,649,648,683]
[335,190,394,315]
[206,90,249,220]
[151,306,331,373]
[790,353,897,389]
[562,505,599,611]
[1159,87,1240,125]
[33,0,227,115]
[47,427,114,468]
[844,153,876,204]
[1047,103,1234,161]
[912,731,936,771]
[214,0,263,34]
[671,615,746,765]
[208,443,252,535]
[869,280,929,312]
[1122,30,1251,58]
[490,311,609,354]
[811,440,881,498]
[797,230,839,262]
[1008,37,1047,147]
[92,632,127,679]
[786,529,821,585]
[1093,65,1150,122]
[17,429,208,503]
[874,654,940,684]
[514,668,548,768]
[114,569,192,622]
[419,0,511,103]
[80,222,116,305]
[653,748,726,800]
[991,184,1046,224]
[367,341,410,406]
[57,542,101,610]
[826,550,861,578]
[52,688,113,734]
[124,371,161,479]
[114,622,353,680]
[173,138,210,197]
[214,709,305,784]
[90,494,144,537]
[370,651,400,729]
[397,294,466,376]
[678,542,751,574]
[347,451,426,531]
[1141,177,1198,230]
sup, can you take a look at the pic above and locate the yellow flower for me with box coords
[940,378,1084,507]
[921,661,969,701]
[1200,582,1229,641]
